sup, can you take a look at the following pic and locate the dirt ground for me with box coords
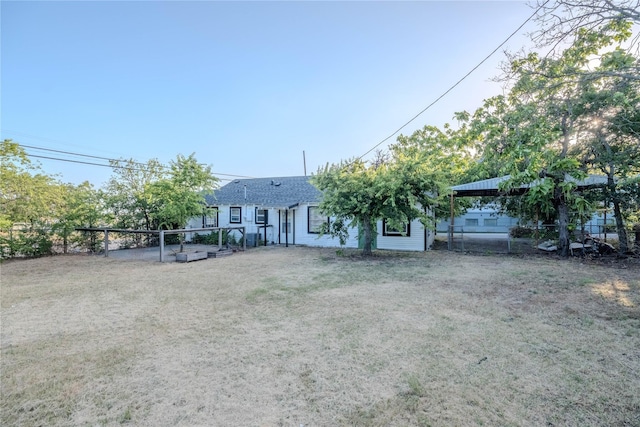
[1,247,639,426]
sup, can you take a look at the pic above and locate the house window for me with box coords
[203,207,218,228]
[308,206,328,234]
[465,218,478,227]
[484,218,497,227]
[230,207,242,224]
[256,208,268,224]
[383,220,410,236]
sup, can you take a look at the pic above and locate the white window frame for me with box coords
[383,220,410,236]
[203,207,218,228]
[256,208,267,224]
[230,207,242,224]
[308,206,328,234]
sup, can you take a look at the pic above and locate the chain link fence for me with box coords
[440,224,638,255]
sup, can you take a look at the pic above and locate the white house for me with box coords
[187,176,435,251]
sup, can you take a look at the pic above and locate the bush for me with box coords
[193,231,231,245]
[510,226,535,238]
[194,231,221,245]
[510,226,557,239]
[0,229,54,258]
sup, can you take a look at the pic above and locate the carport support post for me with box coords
[159,230,165,262]
[448,193,455,251]
[104,229,109,257]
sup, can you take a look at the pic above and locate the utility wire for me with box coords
[24,153,237,181]
[19,143,255,179]
[357,0,550,160]
[26,154,150,171]
[21,143,150,167]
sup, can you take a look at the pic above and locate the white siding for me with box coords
[376,218,430,251]
[188,203,434,251]
[284,204,359,248]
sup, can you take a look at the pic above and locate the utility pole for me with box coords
[303,151,307,176]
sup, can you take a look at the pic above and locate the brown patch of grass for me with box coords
[1,247,639,426]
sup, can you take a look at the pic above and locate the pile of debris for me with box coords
[537,234,616,256]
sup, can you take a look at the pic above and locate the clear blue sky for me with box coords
[1,1,535,187]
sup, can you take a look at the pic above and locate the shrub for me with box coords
[193,231,231,245]
[509,226,535,238]
[0,229,53,258]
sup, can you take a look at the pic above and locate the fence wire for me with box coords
[443,225,638,255]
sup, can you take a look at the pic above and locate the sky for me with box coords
[1,0,538,187]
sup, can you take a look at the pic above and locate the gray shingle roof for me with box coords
[205,176,322,208]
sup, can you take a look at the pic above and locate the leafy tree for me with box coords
[0,139,64,257]
[464,20,638,256]
[52,182,106,253]
[146,154,218,251]
[312,153,440,256]
[104,158,165,243]
[569,45,640,252]
[391,123,480,221]
[531,0,639,54]
[0,139,61,228]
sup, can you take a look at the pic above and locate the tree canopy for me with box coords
[2,2,639,259]
[312,147,449,256]
[1,140,219,258]
[464,19,639,255]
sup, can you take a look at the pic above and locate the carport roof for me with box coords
[451,175,608,197]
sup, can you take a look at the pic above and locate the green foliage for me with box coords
[0,228,53,259]
[146,153,218,231]
[1,139,63,227]
[51,182,106,253]
[392,125,477,218]
[0,140,223,258]
[226,231,238,246]
[104,158,165,231]
[461,20,639,256]
[312,152,440,256]
[193,230,235,246]
[0,140,112,257]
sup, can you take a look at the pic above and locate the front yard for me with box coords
[1,247,639,426]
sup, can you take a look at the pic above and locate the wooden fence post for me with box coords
[159,230,165,262]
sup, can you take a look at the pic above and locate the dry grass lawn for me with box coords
[1,247,639,426]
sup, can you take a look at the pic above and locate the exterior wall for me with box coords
[187,203,434,251]
[185,204,278,245]
[376,218,433,251]
[288,203,359,248]
[436,207,519,233]
[187,203,359,248]
[436,206,615,235]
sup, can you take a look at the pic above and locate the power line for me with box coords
[1,128,129,159]
[26,154,155,172]
[18,143,255,179]
[357,0,551,160]
[24,153,238,181]
[21,143,150,167]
